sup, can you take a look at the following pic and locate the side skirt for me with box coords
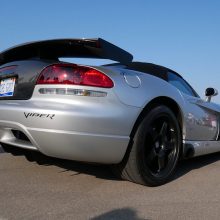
[183,140,220,159]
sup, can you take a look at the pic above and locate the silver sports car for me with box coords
[0,38,219,186]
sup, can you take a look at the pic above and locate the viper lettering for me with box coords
[24,112,55,119]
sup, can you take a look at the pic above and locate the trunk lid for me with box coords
[0,60,54,100]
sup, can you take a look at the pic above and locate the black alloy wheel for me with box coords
[143,114,179,179]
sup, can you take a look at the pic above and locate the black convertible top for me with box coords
[124,62,199,97]
[126,62,182,80]
[0,38,133,65]
[105,62,182,80]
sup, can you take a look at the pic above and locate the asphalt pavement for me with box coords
[1,147,220,220]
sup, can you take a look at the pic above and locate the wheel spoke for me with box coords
[158,150,166,171]
[147,147,157,163]
[159,122,168,136]
[149,128,159,142]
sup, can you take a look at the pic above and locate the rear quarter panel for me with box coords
[96,66,188,139]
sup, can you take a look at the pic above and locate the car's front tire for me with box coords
[113,105,181,186]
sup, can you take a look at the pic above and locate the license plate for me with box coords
[0,77,16,97]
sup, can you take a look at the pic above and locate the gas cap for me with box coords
[123,72,141,88]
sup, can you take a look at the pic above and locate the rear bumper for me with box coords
[0,120,129,163]
[0,90,140,163]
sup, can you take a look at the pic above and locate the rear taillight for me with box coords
[37,64,114,88]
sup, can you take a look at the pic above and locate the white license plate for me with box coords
[0,77,16,97]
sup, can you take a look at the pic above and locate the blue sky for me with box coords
[1,0,220,102]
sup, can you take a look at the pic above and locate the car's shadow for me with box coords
[26,152,119,181]
[173,152,220,180]
[2,146,220,183]
[46,152,220,183]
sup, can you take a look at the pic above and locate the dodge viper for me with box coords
[0,38,219,186]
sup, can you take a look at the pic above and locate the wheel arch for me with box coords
[130,96,184,140]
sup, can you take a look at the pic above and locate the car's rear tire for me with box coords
[112,105,181,186]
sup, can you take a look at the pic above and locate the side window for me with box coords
[167,72,198,97]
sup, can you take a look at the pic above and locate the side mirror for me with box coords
[205,87,218,102]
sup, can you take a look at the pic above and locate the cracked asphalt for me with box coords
[1,147,220,220]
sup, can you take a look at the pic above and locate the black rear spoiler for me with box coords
[0,38,133,65]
